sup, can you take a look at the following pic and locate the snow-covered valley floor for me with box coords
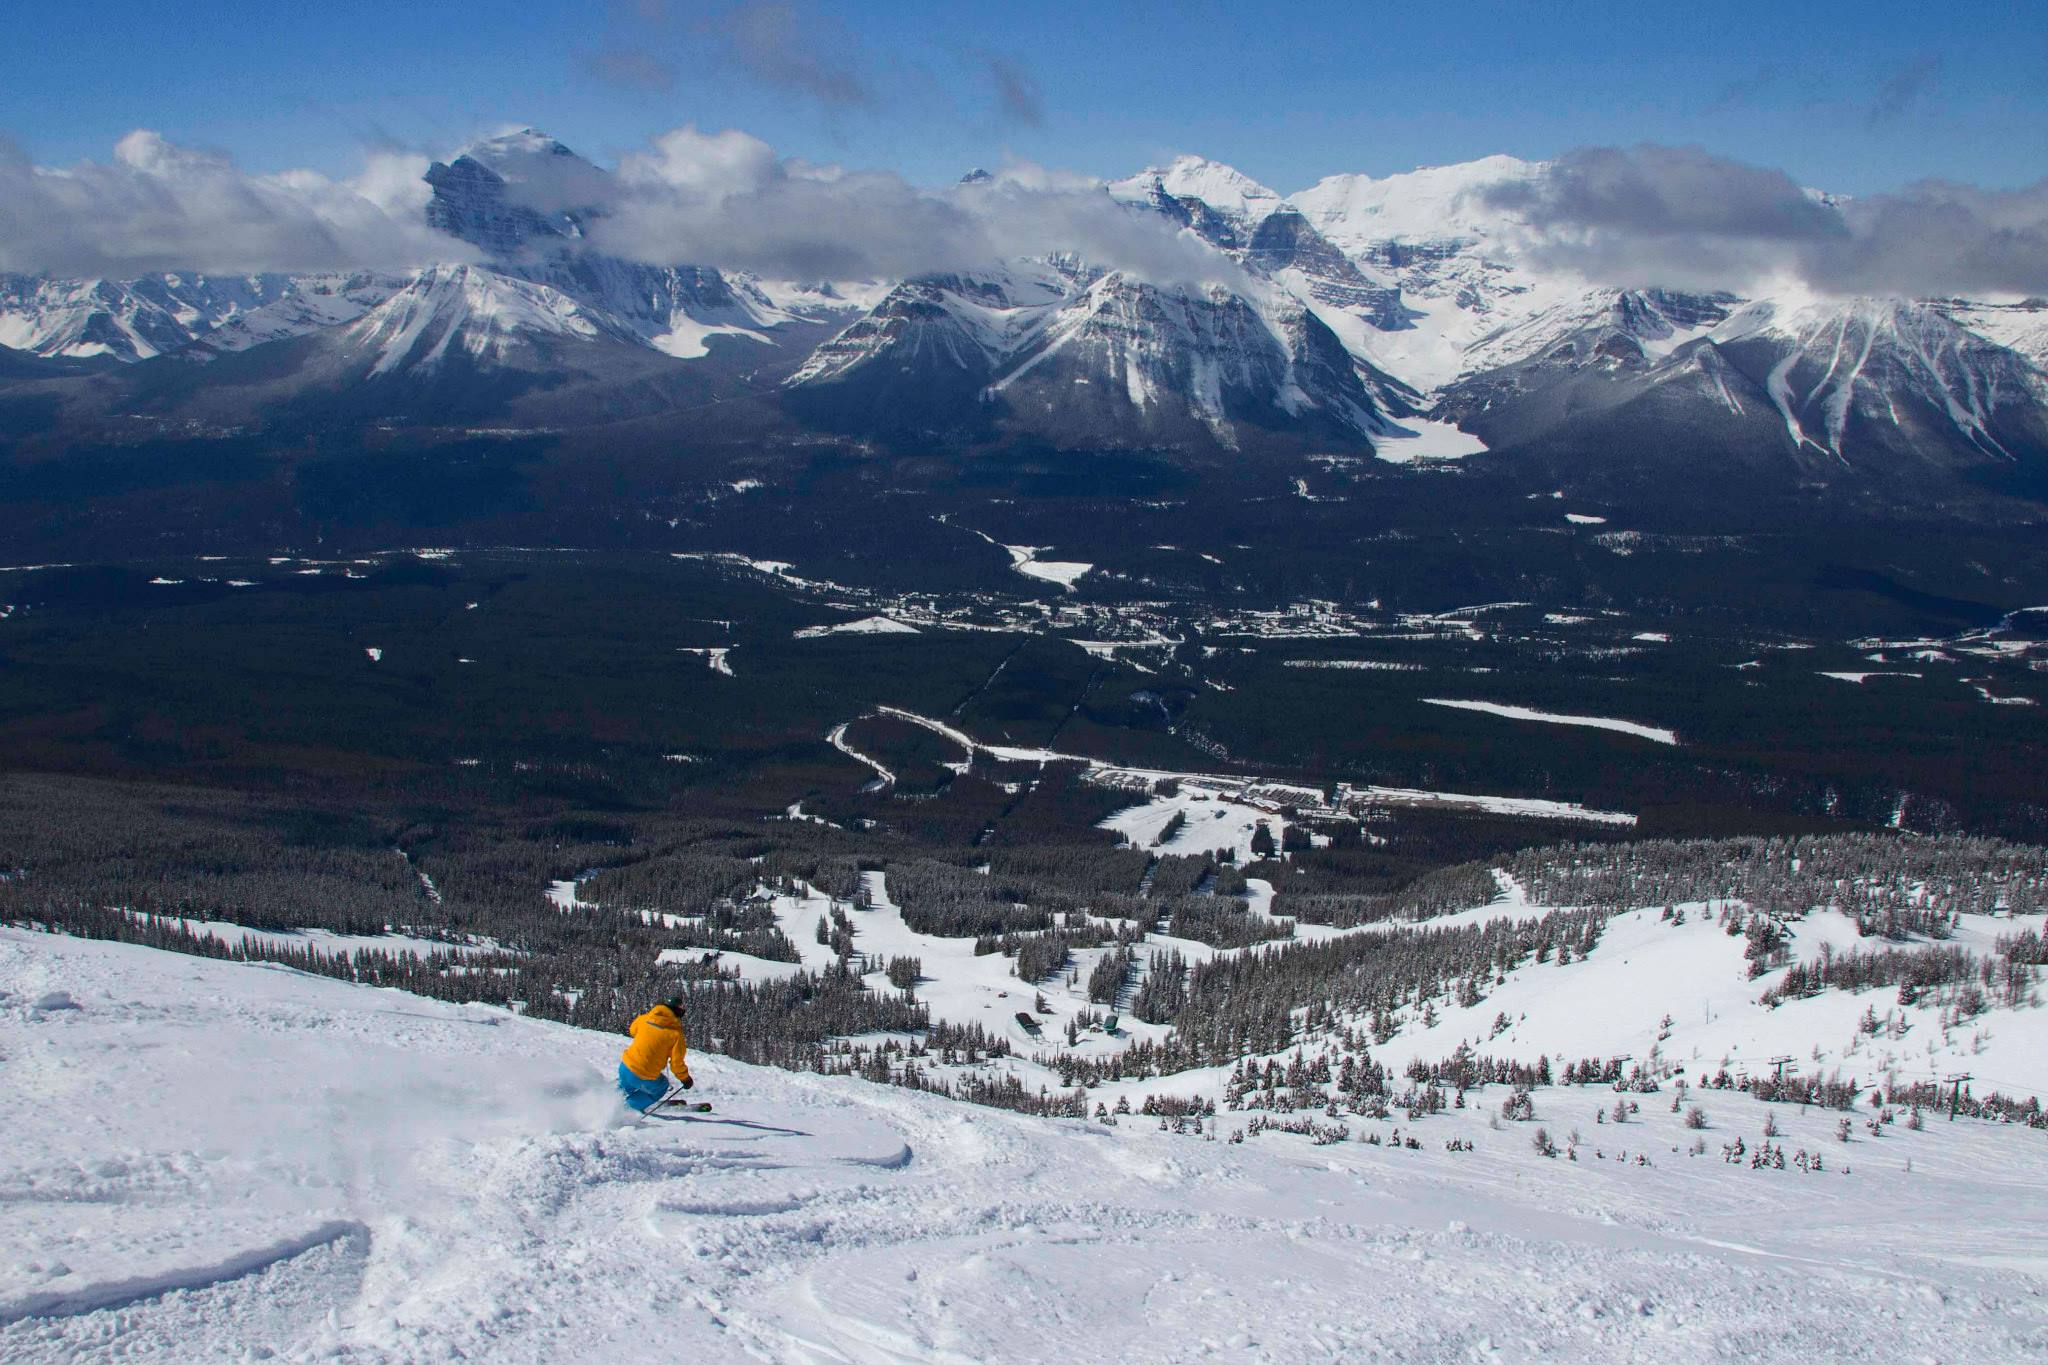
[3,928,2045,1363]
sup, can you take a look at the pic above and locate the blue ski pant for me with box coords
[618,1062,670,1112]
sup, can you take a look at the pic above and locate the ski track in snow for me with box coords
[0,1221,369,1324]
[4,928,2047,1362]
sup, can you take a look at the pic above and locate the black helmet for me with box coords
[662,997,686,1015]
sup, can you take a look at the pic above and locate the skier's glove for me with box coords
[681,1076,695,1090]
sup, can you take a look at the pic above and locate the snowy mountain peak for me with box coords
[787,261,1387,450]
[425,130,611,257]
[1111,156,1282,226]
[1293,154,1543,249]
[342,262,630,376]
[460,127,586,168]
[1151,156,1283,221]
[0,272,296,362]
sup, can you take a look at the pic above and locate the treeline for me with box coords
[0,776,432,938]
[975,917,1128,983]
[1763,939,2038,1012]
[1164,910,1607,1064]
[881,858,1058,937]
[1271,861,1498,927]
[1494,833,2048,919]
[880,843,1236,940]
[1164,897,1292,949]
[11,767,2047,1128]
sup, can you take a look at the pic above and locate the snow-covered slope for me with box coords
[181,273,403,358]
[788,259,1390,449]
[1287,155,1567,391]
[1458,288,1736,378]
[714,855,2046,1122]
[1293,155,1545,250]
[6,926,2046,1362]
[1361,896,2048,1107]
[0,272,297,362]
[1111,155,1286,228]
[984,270,1388,447]
[1940,298,2048,371]
[1438,291,2048,483]
[340,263,640,375]
[1708,296,2048,461]
[789,266,1072,390]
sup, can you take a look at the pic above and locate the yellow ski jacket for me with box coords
[620,1005,691,1084]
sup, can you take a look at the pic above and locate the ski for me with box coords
[630,1080,713,1125]
[641,1102,715,1124]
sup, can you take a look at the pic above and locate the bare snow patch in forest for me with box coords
[1424,698,1679,745]
[936,518,1090,590]
[794,616,919,639]
[1004,546,1092,590]
[1365,904,2048,1110]
[1283,659,1424,672]
[1101,787,1286,865]
[656,945,804,984]
[678,647,733,675]
[1972,685,2038,706]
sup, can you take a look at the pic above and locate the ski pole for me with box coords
[638,1080,691,1121]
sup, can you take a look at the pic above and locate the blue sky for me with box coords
[5,0,2043,193]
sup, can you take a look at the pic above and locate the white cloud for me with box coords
[616,126,781,201]
[591,125,1242,287]
[0,124,1239,288]
[1484,144,2048,299]
[11,128,2037,303]
[0,132,465,277]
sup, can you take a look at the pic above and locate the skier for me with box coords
[617,998,693,1113]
